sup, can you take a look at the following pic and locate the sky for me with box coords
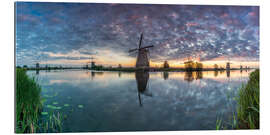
[15,2,259,68]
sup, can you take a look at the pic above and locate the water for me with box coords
[27,69,252,132]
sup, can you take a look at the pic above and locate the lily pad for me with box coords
[67,96,72,100]
[46,105,62,110]
[41,112,48,115]
[64,104,69,107]
[55,106,62,109]
[78,105,84,108]
[46,105,54,108]
[53,102,58,105]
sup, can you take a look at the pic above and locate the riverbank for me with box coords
[216,69,259,129]
[24,66,255,72]
[237,69,259,129]
[16,68,43,133]
[16,68,62,133]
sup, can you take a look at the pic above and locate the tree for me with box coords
[163,61,170,68]
[214,64,218,70]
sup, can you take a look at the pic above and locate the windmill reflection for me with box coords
[90,71,104,80]
[36,69,39,75]
[135,71,152,107]
[226,70,230,78]
[184,71,203,82]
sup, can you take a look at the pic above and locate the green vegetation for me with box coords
[216,69,259,129]
[78,105,84,108]
[237,69,259,129]
[16,68,62,133]
[16,68,43,133]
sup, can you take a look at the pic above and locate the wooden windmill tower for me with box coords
[128,33,154,68]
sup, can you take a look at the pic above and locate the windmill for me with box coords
[87,56,95,69]
[226,57,233,71]
[128,33,154,68]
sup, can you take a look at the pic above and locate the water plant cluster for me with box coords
[16,68,62,133]
[216,69,259,129]
[237,69,259,129]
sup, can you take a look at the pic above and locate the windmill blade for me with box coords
[139,45,154,50]
[138,33,143,49]
[128,48,138,53]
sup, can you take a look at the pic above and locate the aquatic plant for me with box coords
[39,112,63,133]
[216,69,259,129]
[16,68,42,133]
[16,68,63,133]
[237,69,259,129]
[78,105,84,108]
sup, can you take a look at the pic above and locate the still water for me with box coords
[27,69,252,132]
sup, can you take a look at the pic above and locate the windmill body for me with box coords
[136,49,149,68]
[129,33,154,68]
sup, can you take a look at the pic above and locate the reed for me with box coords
[237,69,259,129]
[16,68,63,133]
[216,69,259,129]
[16,68,42,133]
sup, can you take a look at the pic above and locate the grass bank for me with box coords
[237,69,259,129]
[16,68,43,133]
[216,69,259,129]
[16,68,62,133]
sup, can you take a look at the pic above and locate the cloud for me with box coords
[16,2,259,66]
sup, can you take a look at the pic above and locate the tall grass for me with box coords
[16,68,43,133]
[16,68,63,133]
[237,69,259,129]
[216,69,259,129]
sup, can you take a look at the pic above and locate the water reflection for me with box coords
[226,70,230,78]
[184,71,203,82]
[26,69,253,131]
[36,69,39,75]
[135,71,152,106]
[214,71,218,77]
[90,71,104,79]
[163,72,169,80]
[118,72,121,78]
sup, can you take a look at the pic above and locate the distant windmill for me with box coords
[128,33,154,68]
[226,57,233,71]
[87,56,95,69]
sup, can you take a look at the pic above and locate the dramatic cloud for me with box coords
[15,2,259,67]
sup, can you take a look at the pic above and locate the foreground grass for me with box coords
[16,68,43,133]
[237,69,259,129]
[16,68,62,133]
[216,69,259,129]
